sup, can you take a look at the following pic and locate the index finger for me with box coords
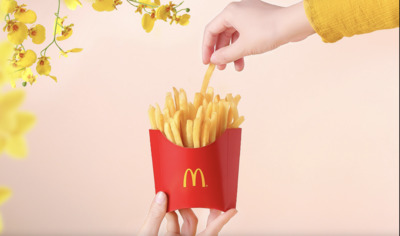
[202,10,232,64]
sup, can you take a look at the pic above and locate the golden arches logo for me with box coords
[183,168,206,188]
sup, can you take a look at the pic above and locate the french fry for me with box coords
[234,94,241,106]
[206,87,214,103]
[193,117,201,148]
[164,122,175,144]
[201,118,211,147]
[214,94,220,102]
[210,112,217,143]
[179,89,188,120]
[148,105,157,129]
[165,92,176,117]
[217,101,224,137]
[232,103,239,122]
[220,101,229,136]
[173,110,181,132]
[201,64,215,95]
[170,118,183,147]
[205,102,213,119]
[180,115,188,147]
[155,104,164,133]
[196,105,203,123]
[188,103,196,120]
[186,119,194,148]
[226,93,233,103]
[163,107,170,120]
[193,93,204,110]
[202,98,208,111]
[173,87,180,111]
[227,103,233,128]
[231,116,244,128]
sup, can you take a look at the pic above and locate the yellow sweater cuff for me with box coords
[304,0,399,43]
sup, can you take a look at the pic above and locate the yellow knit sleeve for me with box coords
[304,0,399,43]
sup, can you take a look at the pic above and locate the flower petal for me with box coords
[36,57,51,76]
[156,5,170,21]
[56,27,73,41]
[7,22,28,45]
[179,14,190,26]
[142,13,156,33]
[0,0,17,14]
[64,0,82,10]
[4,135,28,158]
[14,112,36,135]
[29,24,46,44]
[0,187,12,205]
[14,10,37,24]
[92,0,114,12]
[0,90,25,112]
[18,50,37,68]
[49,75,57,82]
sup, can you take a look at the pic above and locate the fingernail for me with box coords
[155,192,166,205]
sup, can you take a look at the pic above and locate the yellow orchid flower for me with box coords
[60,48,83,57]
[16,49,37,68]
[22,67,37,85]
[0,41,13,86]
[64,0,82,10]
[28,24,46,44]
[56,24,74,41]
[0,89,35,158]
[156,5,170,21]
[4,20,28,45]
[0,0,17,14]
[135,5,144,14]
[142,11,156,33]
[92,0,114,12]
[36,56,57,82]
[114,0,123,8]
[0,187,12,233]
[135,0,158,14]
[55,16,67,35]
[178,14,190,26]
[0,187,11,206]
[14,4,37,24]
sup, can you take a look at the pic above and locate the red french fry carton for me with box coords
[149,128,242,212]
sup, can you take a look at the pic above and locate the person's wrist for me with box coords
[279,1,315,43]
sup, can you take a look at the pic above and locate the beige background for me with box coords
[0,0,399,235]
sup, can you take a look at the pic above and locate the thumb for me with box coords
[210,39,246,65]
[139,192,168,236]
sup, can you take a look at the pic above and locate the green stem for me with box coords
[128,0,158,8]
[175,8,188,13]
[125,0,139,7]
[54,40,64,52]
[173,1,184,9]
[4,13,10,21]
[40,0,61,56]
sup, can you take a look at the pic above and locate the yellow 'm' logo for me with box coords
[183,168,206,187]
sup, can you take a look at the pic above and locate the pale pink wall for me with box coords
[0,0,398,235]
